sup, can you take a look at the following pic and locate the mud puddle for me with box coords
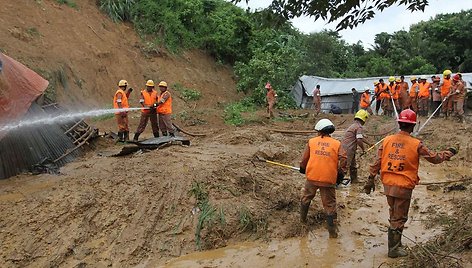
[157,166,465,268]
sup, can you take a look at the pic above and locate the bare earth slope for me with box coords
[0,0,238,121]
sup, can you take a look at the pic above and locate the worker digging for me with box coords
[299,119,347,238]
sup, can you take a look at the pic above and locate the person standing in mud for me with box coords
[156,81,175,137]
[399,75,410,111]
[431,76,442,118]
[299,119,347,238]
[351,88,360,114]
[364,109,456,258]
[265,82,277,118]
[312,85,321,115]
[133,80,159,142]
[341,109,371,184]
[113,80,130,142]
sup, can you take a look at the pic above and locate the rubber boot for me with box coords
[349,168,358,183]
[300,202,310,223]
[133,133,140,142]
[326,214,338,238]
[388,229,408,258]
[124,131,129,142]
[162,131,168,136]
[153,132,160,138]
[117,131,124,142]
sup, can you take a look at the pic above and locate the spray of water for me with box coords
[0,107,148,134]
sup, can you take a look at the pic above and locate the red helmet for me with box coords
[397,109,417,124]
[265,82,271,89]
[453,74,460,81]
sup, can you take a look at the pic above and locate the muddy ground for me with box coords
[0,112,471,268]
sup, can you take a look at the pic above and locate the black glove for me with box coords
[128,87,133,92]
[448,147,458,155]
[336,169,345,185]
[299,167,306,174]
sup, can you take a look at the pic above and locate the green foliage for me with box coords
[238,206,268,234]
[56,0,76,8]
[98,0,135,22]
[223,98,256,126]
[97,0,472,110]
[188,181,225,249]
[173,83,202,101]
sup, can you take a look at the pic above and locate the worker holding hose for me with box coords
[113,80,131,142]
[364,109,456,258]
[299,119,347,238]
[341,109,371,183]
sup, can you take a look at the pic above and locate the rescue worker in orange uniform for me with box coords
[377,79,389,115]
[417,77,431,116]
[157,81,175,137]
[451,74,466,123]
[431,76,442,118]
[392,78,401,113]
[133,80,159,142]
[265,82,278,118]
[408,77,419,112]
[399,75,410,110]
[360,87,373,114]
[299,119,347,238]
[364,109,455,258]
[341,109,371,183]
[113,80,131,142]
[312,84,321,115]
[384,77,396,116]
[440,70,453,118]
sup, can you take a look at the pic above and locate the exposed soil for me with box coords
[0,113,471,268]
[1,1,472,267]
[0,0,240,127]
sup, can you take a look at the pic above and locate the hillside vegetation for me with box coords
[97,0,472,108]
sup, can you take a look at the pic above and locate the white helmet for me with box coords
[364,86,370,92]
[314,118,335,133]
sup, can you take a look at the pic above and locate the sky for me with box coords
[236,0,472,48]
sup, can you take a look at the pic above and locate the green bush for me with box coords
[98,0,135,22]
[56,0,76,8]
[173,83,202,101]
[223,98,256,126]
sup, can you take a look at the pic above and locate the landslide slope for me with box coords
[0,0,238,120]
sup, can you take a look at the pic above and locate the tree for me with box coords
[233,0,429,30]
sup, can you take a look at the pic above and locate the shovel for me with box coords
[254,156,300,171]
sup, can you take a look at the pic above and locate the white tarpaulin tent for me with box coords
[292,74,472,113]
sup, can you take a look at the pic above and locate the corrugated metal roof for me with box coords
[0,103,81,179]
[298,74,472,97]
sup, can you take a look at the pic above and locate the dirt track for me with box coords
[0,113,471,267]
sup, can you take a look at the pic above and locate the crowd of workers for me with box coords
[350,70,467,122]
[299,109,456,258]
[113,79,174,142]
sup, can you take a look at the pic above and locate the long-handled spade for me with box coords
[253,156,350,186]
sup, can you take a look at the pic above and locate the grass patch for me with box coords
[56,0,77,8]
[238,206,268,234]
[173,83,202,101]
[402,196,472,267]
[188,181,225,250]
[224,98,256,126]
[98,0,135,22]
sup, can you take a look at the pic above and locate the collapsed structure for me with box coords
[0,53,95,179]
[292,74,472,113]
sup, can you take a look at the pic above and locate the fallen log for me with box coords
[172,123,207,137]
